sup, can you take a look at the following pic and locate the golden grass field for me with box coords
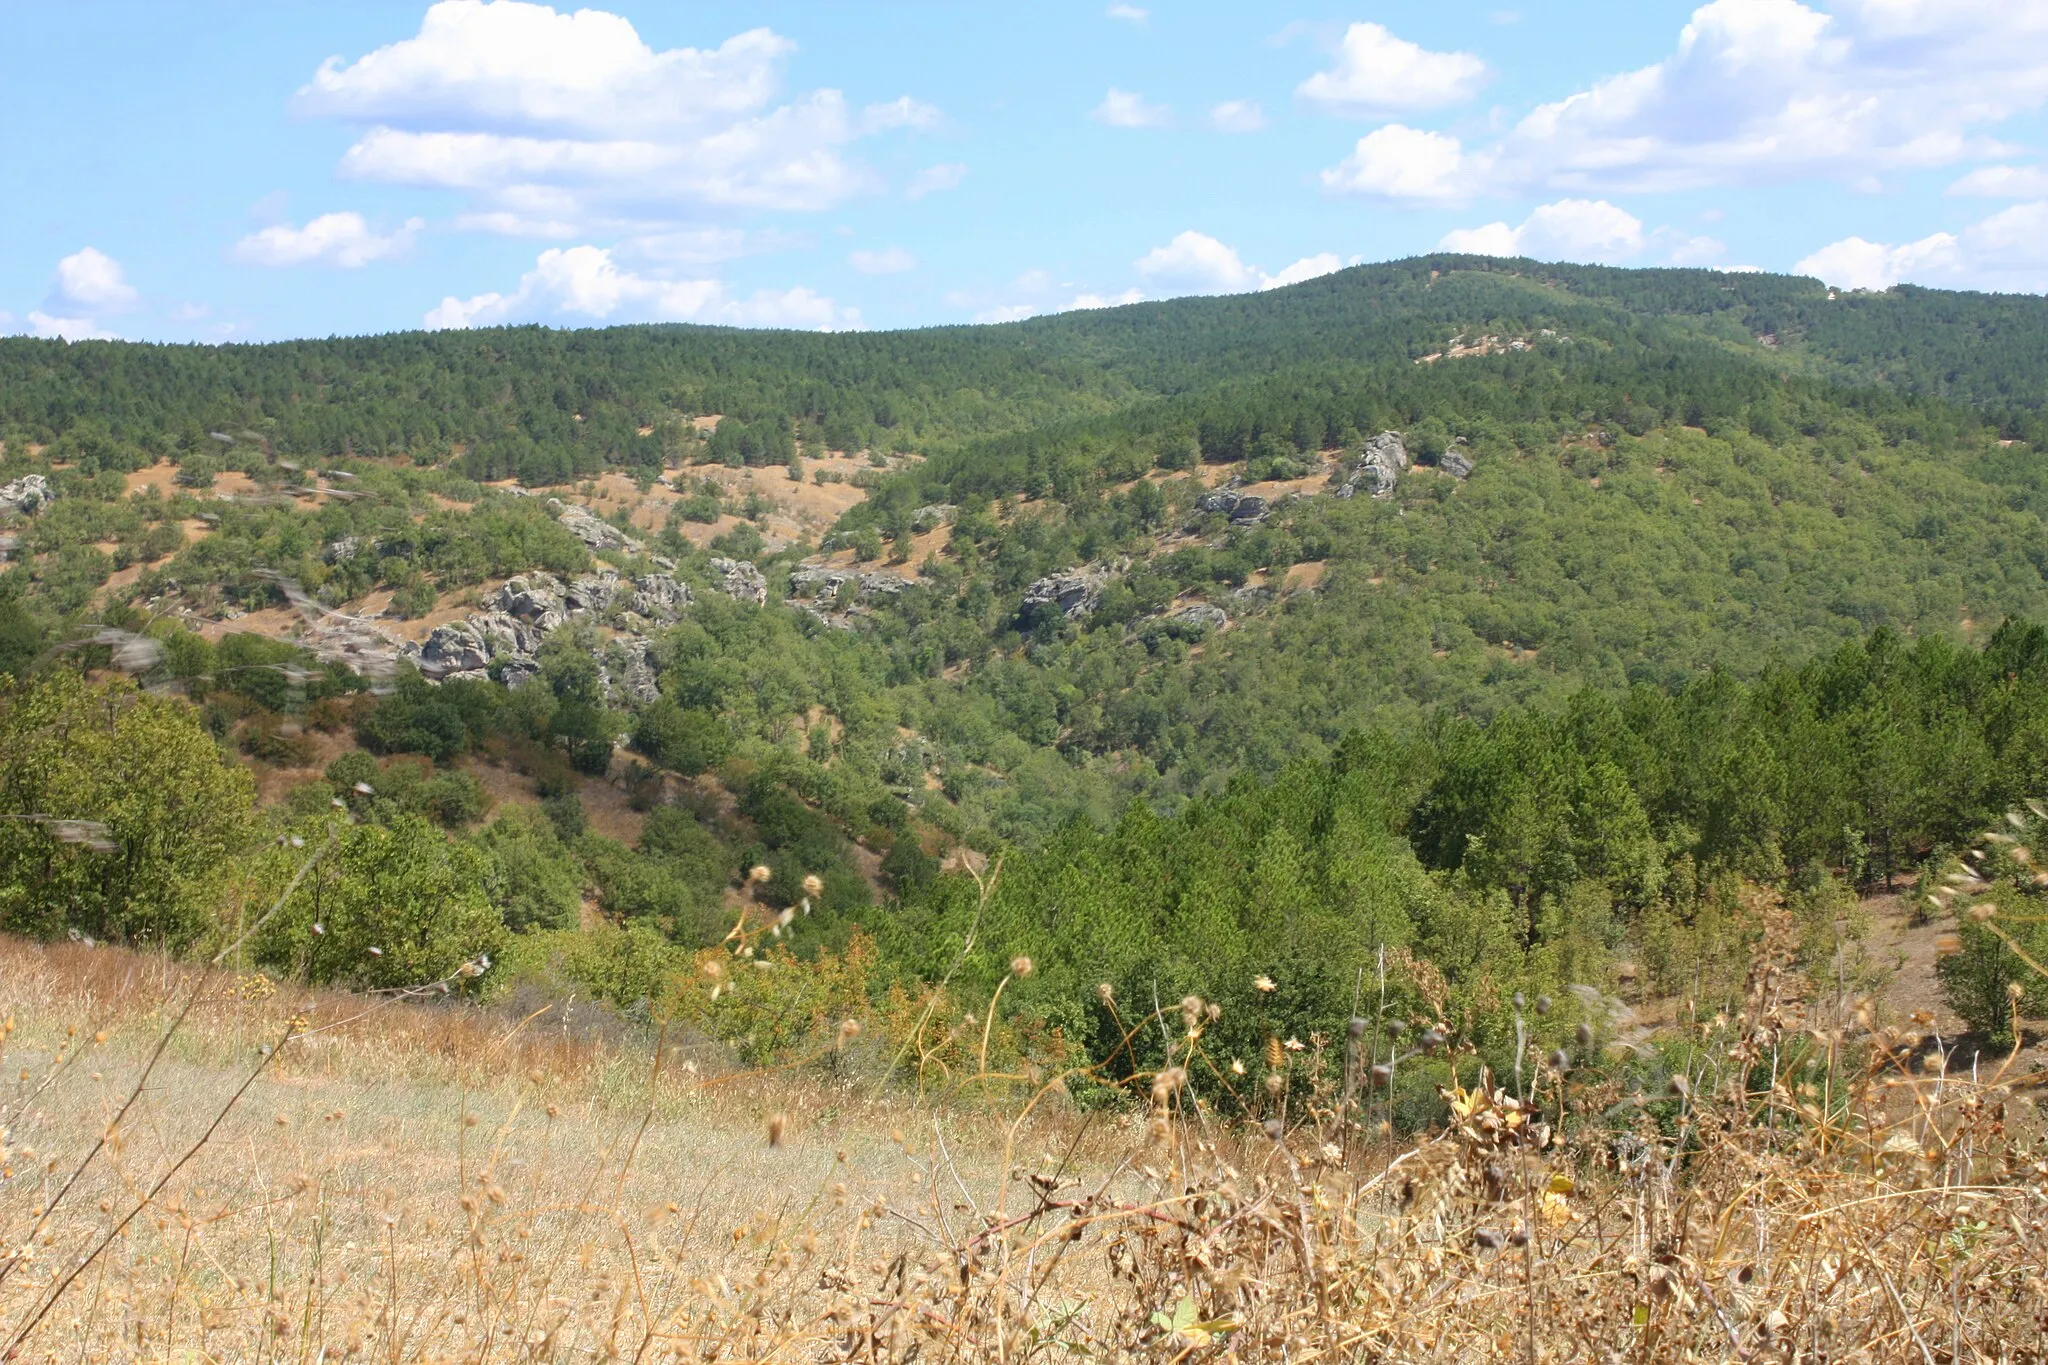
[4,901,2048,1362]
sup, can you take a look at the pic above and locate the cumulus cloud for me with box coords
[1325,0,2048,203]
[971,304,1040,324]
[1135,231,1346,295]
[1210,100,1267,133]
[233,212,424,267]
[1106,4,1149,21]
[424,244,858,330]
[27,311,120,342]
[297,1,934,235]
[1321,125,1472,203]
[1261,253,1345,289]
[849,246,916,275]
[905,162,967,199]
[1297,22,1488,115]
[1948,165,2048,198]
[1066,289,1147,310]
[1093,89,1171,128]
[1796,201,2048,293]
[54,248,139,312]
[1439,198,1726,265]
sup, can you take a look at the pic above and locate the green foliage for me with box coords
[251,813,505,990]
[0,673,254,947]
[474,805,584,933]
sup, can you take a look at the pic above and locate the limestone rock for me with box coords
[1173,603,1229,631]
[1023,570,1105,621]
[1228,495,1270,524]
[0,474,55,516]
[548,498,644,554]
[707,557,768,605]
[1343,430,1409,500]
[1440,446,1475,479]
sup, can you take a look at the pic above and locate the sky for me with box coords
[2,0,2045,343]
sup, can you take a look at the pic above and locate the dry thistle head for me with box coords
[801,873,824,897]
[1010,955,1034,978]
[1253,974,1277,994]
[748,863,773,885]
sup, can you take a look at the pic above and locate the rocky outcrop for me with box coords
[1196,488,1242,516]
[322,535,367,565]
[548,498,644,554]
[1340,431,1409,500]
[707,557,768,605]
[788,566,911,600]
[1173,603,1229,631]
[1440,446,1475,479]
[0,474,55,516]
[405,566,694,688]
[1023,569,1106,621]
[913,504,957,532]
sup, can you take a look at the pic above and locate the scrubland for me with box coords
[5,916,2046,1364]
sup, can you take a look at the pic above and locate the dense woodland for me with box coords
[6,256,2048,1108]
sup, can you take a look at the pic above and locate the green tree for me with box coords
[0,673,255,946]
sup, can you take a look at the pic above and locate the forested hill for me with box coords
[4,258,2046,480]
[9,254,2048,1075]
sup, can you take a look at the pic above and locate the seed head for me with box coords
[767,1114,786,1148]
[802,874,824,898]
[1253,974,1277,993]
[748,864,773,885]
[1010,955,1034,978]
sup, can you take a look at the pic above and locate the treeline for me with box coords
[6,259,2044,485]
[864,622,2048,1081]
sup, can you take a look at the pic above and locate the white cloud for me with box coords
[232,212,424,267]
[1796,200,2048,293]
[1949,164,2048,198]
[1135,231,1348,295]
[1066,289,1146,310]
[1441,199,1647,263]
[905,162,967,199]
[849,246,916,275]
[424,243,858,330]
[1261,253,1344,289]
[1210,100,1267,133]
[1107,4,1149,21]
[972,304,1040,324]
[1297,22,1488,115]
[1093,88,1171,128]
[1137,231,1264,292]
[27,311,119,342]
[1439,198,1729,266]
[298,1,934,234]
[54,248,138,311]
[1325,0,2048,203]
[1321,125,1472,203]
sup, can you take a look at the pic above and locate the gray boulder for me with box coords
[1173,603,1229,631]
[1195,489,1241,515]
[1440,447,1475,479]
[0,474,55,516]
[628,572,692,620]
[1023,570,1104,621]
[548,498,644,554]
[912,504,957,532]
[1228,495,1270,524]
[322,535,365,565]
[564,570,624,616]
[707,557,769,605]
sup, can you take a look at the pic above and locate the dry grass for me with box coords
[4,903,2048,1360]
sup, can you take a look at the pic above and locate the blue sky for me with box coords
[3,0,2045,342]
